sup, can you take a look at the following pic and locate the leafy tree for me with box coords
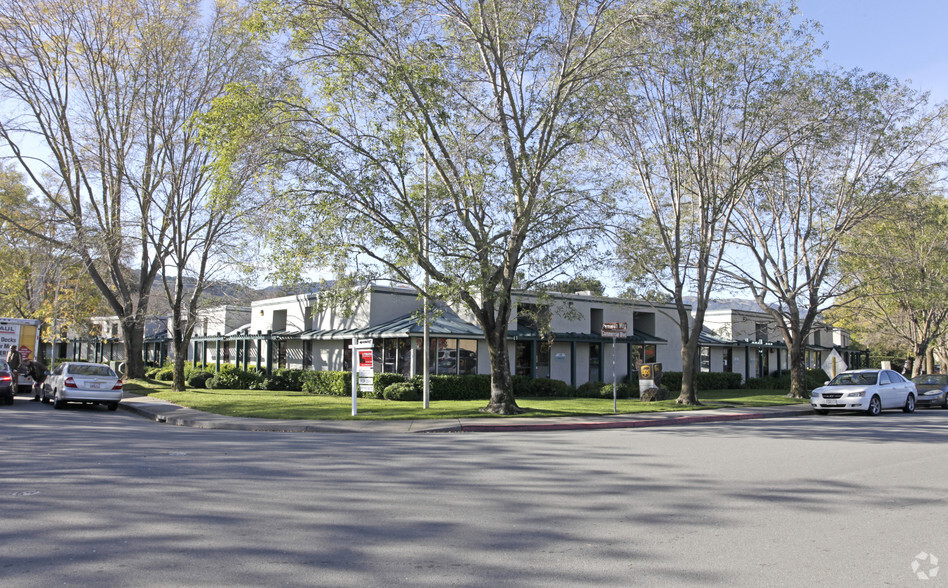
[726,71,945,397]
[149,2,267,391]
[835,191,948,378]
[219,0,643,413]
[0,0,257,378]
[0,164,102,352]
[612,0,816,404]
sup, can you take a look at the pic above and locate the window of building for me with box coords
[458,339,477,375]
[755,323,768,343]
[515,342,532,376]
[813,330,821,346]
[277,340,287,369]
[589,343,602,382]
[700,346,710,372]
[517,303,550,332]
[397,339,412,377]
[272,309,287,332]
[303,341,312,369]
[590,308,603,335]
[536,342,551,379]
[723,348,732,373]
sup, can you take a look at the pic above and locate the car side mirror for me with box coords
[824,381,829,386]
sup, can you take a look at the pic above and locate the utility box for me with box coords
[638,362,663,395]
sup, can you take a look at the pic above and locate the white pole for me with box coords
[423,138,430,409]
[351,337,358,416]
[612,335,618,413]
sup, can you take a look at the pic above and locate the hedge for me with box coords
[660,371,743,392]
[745,369,830,391]
[383,382,420,401]
[410,374,493,400]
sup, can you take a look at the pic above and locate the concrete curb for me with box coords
[119,393,812,434]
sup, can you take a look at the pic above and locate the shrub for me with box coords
[526,377,574,397]
[187,370,214,389]
[374,373,407,398]
[302,371,351,396]
[658,371,742,392]
[575,381,606,398]
[383,382,420,401]
[207,366,260,390]
[154,367,175,382]
[411,374,492,400]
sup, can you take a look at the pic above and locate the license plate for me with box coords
[88,382,102,390]
[824,400,837,406]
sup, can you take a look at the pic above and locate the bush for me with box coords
[658,371,743,392]
[207,365,260,390]
[374,373,408,399]
[154,367,175,382]
[302,371,351,396]
[383,382,420,401]
[575,381,606,398]
[187,370,214,389]
[746,369,830,392]
[411,374,492,400]
[526,377,574,397]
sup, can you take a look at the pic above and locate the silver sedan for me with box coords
[42,362,123,410]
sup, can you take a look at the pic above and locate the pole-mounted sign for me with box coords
[600,322,627,412]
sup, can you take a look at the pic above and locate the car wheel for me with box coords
[866,395,882,416]
[814,409,829,415]
[53,391,65,410]
[903,393,916,413]
[107,402,118,411]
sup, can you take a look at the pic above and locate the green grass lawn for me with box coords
[124,379,806,420]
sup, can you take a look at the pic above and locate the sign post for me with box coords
[352,338,374,416]
[600,322,627,413]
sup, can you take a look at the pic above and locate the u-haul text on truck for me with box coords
[0,318,42,388]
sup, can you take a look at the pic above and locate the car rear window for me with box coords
[68,364,116,377]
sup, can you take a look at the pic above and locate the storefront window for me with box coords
[382,339,397,373]
[458,340,478,375]
[536,342,551,379]
[515,342,532,376]
[700,346,710,372]
[589,343,601,382]
[397,339,411,377]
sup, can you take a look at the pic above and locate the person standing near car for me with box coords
[5,344,20,395]
[26,358,46,401]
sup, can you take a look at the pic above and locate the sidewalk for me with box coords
[118,393,814,434]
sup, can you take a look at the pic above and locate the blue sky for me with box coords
[795,0,948,103]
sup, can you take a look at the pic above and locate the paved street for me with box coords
[2,398,947,587]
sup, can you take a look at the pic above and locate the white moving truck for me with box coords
[0,318,42,392]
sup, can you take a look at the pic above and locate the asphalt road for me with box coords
[2,398,947,587]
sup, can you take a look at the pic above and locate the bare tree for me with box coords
[727,71,946,396]
[612,0,815,404]
[0,0,255,377]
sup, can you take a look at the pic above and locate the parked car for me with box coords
[911,374,948,409]
[0,359,13,405]
[42,362,123,410]
[811,369,916,416]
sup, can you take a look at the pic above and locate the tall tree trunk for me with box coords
[120,317,145,379]
[482,328,522,414]
[677,338,700,405]
[787,339,807,399]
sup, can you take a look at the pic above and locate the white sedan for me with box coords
[42,362,123,411]
[810,369,916,416]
